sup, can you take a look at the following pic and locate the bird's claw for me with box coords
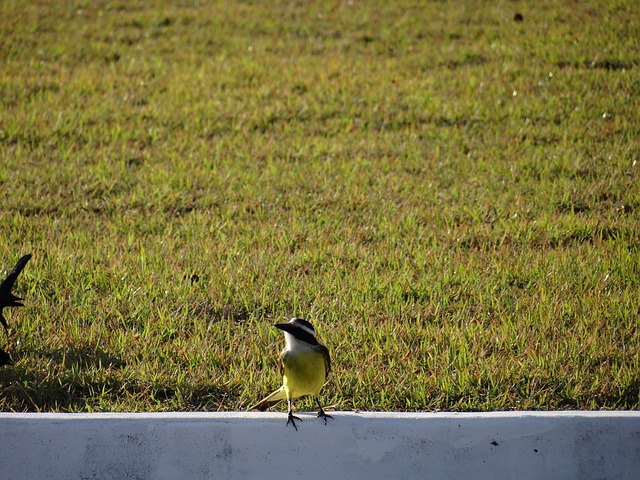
[317,409,333,425]
[286,412,302,430]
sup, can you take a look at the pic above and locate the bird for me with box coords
[0,253,32,338]
[0,347,13,367]
[251,317,332,430]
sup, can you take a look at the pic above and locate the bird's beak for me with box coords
[274,323,294,334]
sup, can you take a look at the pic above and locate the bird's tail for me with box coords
[0,347,13,367]
[250,386,287,411]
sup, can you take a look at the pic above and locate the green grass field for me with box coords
[1,0,639,412]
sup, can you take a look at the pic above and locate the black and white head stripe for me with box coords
[289,318,316,336]
[275,317,319,345]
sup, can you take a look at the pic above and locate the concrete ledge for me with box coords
[1,411,639,479]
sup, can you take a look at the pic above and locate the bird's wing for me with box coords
[250,386,286,411]
[319,344,331,376]
[0,254,32,294]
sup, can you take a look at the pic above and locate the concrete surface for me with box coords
[1,411,639,479]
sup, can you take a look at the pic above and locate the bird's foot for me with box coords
[317,408,333,425]
[286,411,302,431]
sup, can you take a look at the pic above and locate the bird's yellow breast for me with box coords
[281,348,327,399]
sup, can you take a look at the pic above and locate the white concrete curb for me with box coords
[1,411,639,479]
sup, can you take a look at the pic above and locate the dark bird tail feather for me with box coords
[0,347,13,367]
[0,253,32,338]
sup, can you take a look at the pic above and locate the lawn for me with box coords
[0,0,639,412]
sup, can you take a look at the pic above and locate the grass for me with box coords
[0,0,639,412]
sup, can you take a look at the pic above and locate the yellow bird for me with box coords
[251,317,332,430]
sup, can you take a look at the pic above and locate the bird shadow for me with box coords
[0,344,234,412]
[0,344,126,411]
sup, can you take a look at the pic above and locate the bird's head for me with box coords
[274,317,319,347]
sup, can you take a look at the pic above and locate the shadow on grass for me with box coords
[0,345,234,412]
